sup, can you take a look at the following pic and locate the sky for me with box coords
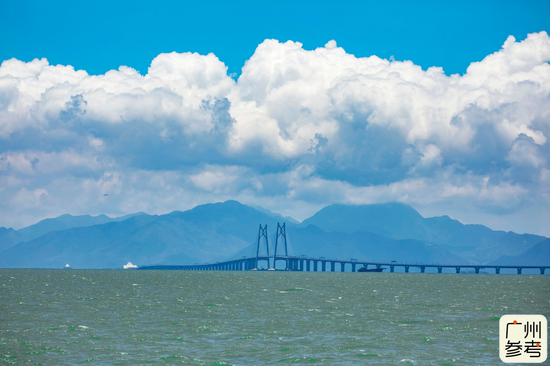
[1,0,550,236]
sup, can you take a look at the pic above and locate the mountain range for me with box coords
[0,201,548,268]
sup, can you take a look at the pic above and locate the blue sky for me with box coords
[1,0,548,76]
[1,0,550,236]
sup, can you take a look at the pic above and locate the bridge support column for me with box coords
[517,268,522,274]
[420,266,425,273]
[322,261,326,272]
[455,267,460,273]
[306,260,310,272]
[352,263,356,272]
[495,267,500,274]
[340,262,345,272]
[390,265,394,273]
[437,267,442,273]
[475,267,480,274]
[405,266,409,273]
[331,262,335,272]
[541,268,545,275]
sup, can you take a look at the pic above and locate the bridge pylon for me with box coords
[255,224,270,269]
[273,222,288,270]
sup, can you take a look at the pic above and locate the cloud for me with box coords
[0,32,549,236]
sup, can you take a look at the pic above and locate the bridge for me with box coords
[138,223,550,274]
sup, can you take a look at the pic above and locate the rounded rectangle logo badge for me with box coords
[500,314,547,363]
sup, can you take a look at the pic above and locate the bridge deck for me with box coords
[138,255,549,274]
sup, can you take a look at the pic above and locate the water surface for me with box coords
[1,269,549,365]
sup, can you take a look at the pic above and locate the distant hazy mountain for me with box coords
[1,200,546,268]
[490,239,550,265]
[0,227,22,252]
[0,212,146,252]
[0,201,293,268]
[249,204,300,224]
[301,203,546,263]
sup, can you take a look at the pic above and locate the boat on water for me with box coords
[358,266,385,272]
[123,262,138,269]
[64,264,71,269]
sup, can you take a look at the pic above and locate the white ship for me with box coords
[123,262,138,269]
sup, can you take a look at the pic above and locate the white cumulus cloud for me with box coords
[0,32,550,235]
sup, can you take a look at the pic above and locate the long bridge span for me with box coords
[138,255,549,274]
[138,223,549,274]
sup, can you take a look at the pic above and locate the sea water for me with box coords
[0,269,548,365]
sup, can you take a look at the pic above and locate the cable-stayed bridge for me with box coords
[138,223,550,274]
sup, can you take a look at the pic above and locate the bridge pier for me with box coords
[405,266,409,273]
[420,266,425,273]
[437,266,442,273]
[390,265,394,273]
[517,268,522,275]
[331,262,335,272]
[306,260,310,271]
[475,267,480,274]
[352,263,356,272]
[541,268,546,275]
[455,267,460,273]
[340,262,345,272]
[321,261,326,272]
[495,267,500,274]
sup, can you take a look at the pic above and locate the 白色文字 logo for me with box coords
[500,314,547,363]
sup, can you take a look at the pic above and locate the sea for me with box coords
[0,269,548,365]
